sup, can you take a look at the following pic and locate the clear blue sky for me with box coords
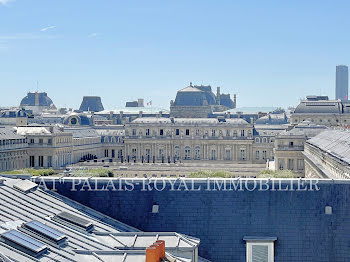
[1,0,350,110]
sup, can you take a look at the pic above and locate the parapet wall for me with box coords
[33,178,350,262]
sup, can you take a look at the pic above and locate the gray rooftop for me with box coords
[130,117,250,126]
[0,177,201,261]
[0,127,25,140]
[307,129,350,164]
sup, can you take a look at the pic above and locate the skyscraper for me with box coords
[336,65,348,101]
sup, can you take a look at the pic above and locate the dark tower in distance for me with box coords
[79,96,104,112]
[336,65,348,101]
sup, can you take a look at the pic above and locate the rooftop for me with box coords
[0,177,202,261]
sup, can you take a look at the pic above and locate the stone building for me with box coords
[304,129,350,179]
[0,108,28,126]
[124,117,274,164]
[64,127,104,163]
[16,126,73,169]
[274,122,327,173]
[0,127,27,172]
[291,95,350,126]
[95,125,125,160]
[170,83,236,118]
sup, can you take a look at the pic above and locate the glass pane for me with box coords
[252,244,268,262]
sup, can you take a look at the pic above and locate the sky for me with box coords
[1,0,350,110]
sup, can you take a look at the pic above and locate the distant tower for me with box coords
[79,96,104,112]
[336,65,348,101]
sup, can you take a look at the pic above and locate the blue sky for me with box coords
[1,0,350,110]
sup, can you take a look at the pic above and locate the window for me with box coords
[244,237,276,262]
[158,148,164,159]
[132,129,136,136]
[262,137,267,143]
[146,129,150,136]
[174,146,180,159]
[159,129,164,136]
[279,160,284,170]
[211,149,216,160]
[297,159,304,170]
[30,156,35,167]
[118,149,123,159]
[185,129,190,136]
[240,149,246,160]
[131,148,137,158]
[112,150,115,158]
[105,149,109,157]
[194,146,200,160]
[288,159,294,170]
[226,130,230,137]
[38,156,44,167]
[48,139,52,145]
[211,129,216,137]
[30,139,34,144]
[195,129,200,136]
[176,129,180,136]
[184,146,191,160]
[39,139,43,145]
[255,137,260,143]
[225,149,231,160]
[241,130,245,137]
[256,151,260,160]
[145,149,151,157]
[47,156,52,167]
[289,141,294,147]
[262,150,267,160]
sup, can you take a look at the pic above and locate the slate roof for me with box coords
[0,127,25,140]
[0,177,202,261]
[306,129,350,164]
[16,126,64,135]
[20,92,54,107]
[64,128,100,138]
[96,107,170,115]
[79,96,104,112]
[130,117,250,126]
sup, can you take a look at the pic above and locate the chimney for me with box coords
[49,126,54,133]
[146,246,159,262]
[139,111,143,118]
[216,87,221,105]
[233,94,237,108]
[109,111,113,120]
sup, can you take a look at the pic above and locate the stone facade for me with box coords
[0,127,27,171]
[291,95,350,126]
[17,126,73,169]
[124,117,274,164]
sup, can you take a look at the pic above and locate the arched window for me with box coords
[104,137,109,143]
[184,146,191,160]
[255,137,260,143]
[194,146,200,160]
[263,137,267,143]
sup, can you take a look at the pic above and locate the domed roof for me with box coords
[20,92,55,107]
[173,83,209,106]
